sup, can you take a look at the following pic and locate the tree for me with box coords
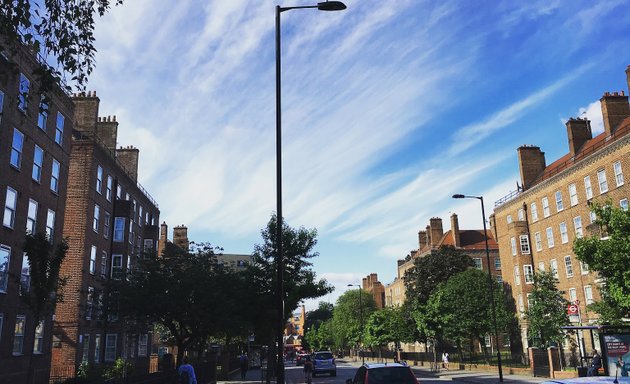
[331,289,376,351]
[574,201,630,322]
[303,302,334,350]
[428,269,513,359]
[305,319,335,351]
[363,307,408,354]
[524,271,569,348]
[1,0,124,90]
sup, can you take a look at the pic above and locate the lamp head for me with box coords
[452,194,465,199]
[318,1,347,11]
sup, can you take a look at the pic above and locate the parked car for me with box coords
[296,353,309,366]
[346,362,419,384]
[312,351,336,377]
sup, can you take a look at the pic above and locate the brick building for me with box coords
[51,91,160,379]
[0,44,74,383]
[491,65,630,355]
[361,273,386,309]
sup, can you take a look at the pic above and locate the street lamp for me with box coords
[452,194,503,382]
[347,284,364,364]
[275,3,346,384]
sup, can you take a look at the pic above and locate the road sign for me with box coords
[567,304,579,315]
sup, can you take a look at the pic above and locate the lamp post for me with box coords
[452,194,504,382]
[347,284,364,364]
[275,3,346,384]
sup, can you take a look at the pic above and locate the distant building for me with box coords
[51,91,160,380]
[285,305,306,352]
[361,274,386,309]
[491,65,630,355]
[0,41,75,384]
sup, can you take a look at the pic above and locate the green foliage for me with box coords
[103,358,133,381]
[305,319,335,351]
[0,0,124,90]
[363,307,408,348]
[524,271,569,348]
[304,302,334,350]
[21,233,68,321]
[573,201,630,321]
[331,289,376,349]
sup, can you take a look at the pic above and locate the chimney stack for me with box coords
[116,146,139,182]
[96,115,119,152]
[429,217,443,247]
[72,91,100,136]
[173,225,189,251]
[451,213,461,248]
[518,145,546,191]
[566,118,592,156]
[418,230,427,250]
[600,91,629,136]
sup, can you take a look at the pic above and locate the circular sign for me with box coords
[567,304,579,315]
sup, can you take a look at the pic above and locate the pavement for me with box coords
[220,357,551,384]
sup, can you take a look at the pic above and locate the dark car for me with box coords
[312,351,336,377]
[346,363,419,384]
[296,353,309,366]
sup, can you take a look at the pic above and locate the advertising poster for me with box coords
[604,334,630,377]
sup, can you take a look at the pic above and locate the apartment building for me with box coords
[360,273,386,309]
[50,91,160,380]
[491,65,630,354]
[0,44,75,383]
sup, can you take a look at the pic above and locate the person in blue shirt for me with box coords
[178,356,197,384]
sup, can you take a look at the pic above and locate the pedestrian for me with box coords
[304,355,314,384]
[178,356,197,384]
[442,352,449,370]
[588,349,602,376]
[240,352,249,380]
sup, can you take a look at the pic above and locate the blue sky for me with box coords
[87,0,630,310]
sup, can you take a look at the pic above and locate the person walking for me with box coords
[442,352,450,370]
[178,356,197,384]
[588,349,602,376]
[240,353,249,380]
[303,355,314,384]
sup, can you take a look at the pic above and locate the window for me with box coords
[573,216,583,238]
[105,334,117,362]
[550,259,559,279]
[534,232,542,251]
[117,185,122,199]
[32,145,44,182]
[111,254,123,277]
[584,175,593,199]
[506,215,512,224]
[18,73,29,111]
[559,222,568,244]
[0,246,10,292]
[569,288,577,303]
[10,128,24,168]
[546,227,555,248]
[564,255,574,277]
[83,334,90,361]
[555,191,564,211]
[514,266,521,285]
[621,199,629,211]
[25,199,38,234]
[138,334,148,357]
[55,112,64,145]
[20,254,30,294]
[50,158,60,193]
[114,218,125,242]
[568,183,578,206]
[0,90,4,124]
[494,257,501,271]
[46,210,55,239]
[523,265,534,284]
[614,161,624,187]
[93,205,100,232]
[96,166,103,193]
[94,335,101,363]
[4,187,17,228]
[519,235,531,254]
[101,251,108,277]
[90,246,97,274]
[510,237,517,256]
[104,212,110,239]
[143,239,153,253]
[37,97,48,130]
[106,176,113,201]
[517,208,524,221]
[590,210,597,223]
[526,293,533,308]
[542,197,550,217]
[13,315,25,354]
[538,262,545,271]
[531,202,538,222]
[580,261,589,275]
[138,206,143,227]
[496,275,503,284]
[473,258,482,270]
[584,285,594,305]
[34,321,44,354]
[518,294,525,313]
[85,287,94,320]
[597,169,608,194]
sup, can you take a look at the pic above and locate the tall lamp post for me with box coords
[275,3,346,384]
[452,194,503,382]
[347,284,364,364]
